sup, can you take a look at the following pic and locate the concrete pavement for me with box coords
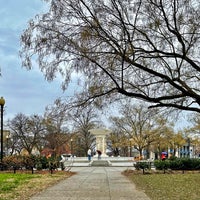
[30,166,151,200]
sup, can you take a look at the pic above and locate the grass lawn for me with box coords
[124,170,200,200]
[0,171,73,200]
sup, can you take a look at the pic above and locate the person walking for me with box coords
[87,148,92,161]
[97,150,102,160]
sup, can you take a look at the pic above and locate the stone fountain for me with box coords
[89,128,111,157]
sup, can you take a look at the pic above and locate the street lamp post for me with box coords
[6,134,10,156]
[70,139,73,156]
[0,97,5,162]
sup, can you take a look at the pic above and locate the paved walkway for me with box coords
[30,167,150,200]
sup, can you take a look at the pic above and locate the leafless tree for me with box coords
[7,113,45,154]
[68,106,99,156]
[43,99,70,155]
[109,103,162,157]
[20,0,200,112]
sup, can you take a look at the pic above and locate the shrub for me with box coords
[178,158,200,170]
[134,162,149,174]
[168,159,183,170]
[3,155,23,173]
[169,156,177,161]
[2,155,51,173]
[154,160,170,172]
[191,158,200,170]
[22,155,35,170]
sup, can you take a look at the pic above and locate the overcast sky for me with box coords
[0,0,73,120]
[0,0,191,131]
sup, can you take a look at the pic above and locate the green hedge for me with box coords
[154,160,170,170]
[154,158,200,171]
[134,158,200,174]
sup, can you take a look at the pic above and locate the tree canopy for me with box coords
[109,103,167,157]
[20,0,200,112]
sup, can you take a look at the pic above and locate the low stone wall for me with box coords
[73,156,134,161]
